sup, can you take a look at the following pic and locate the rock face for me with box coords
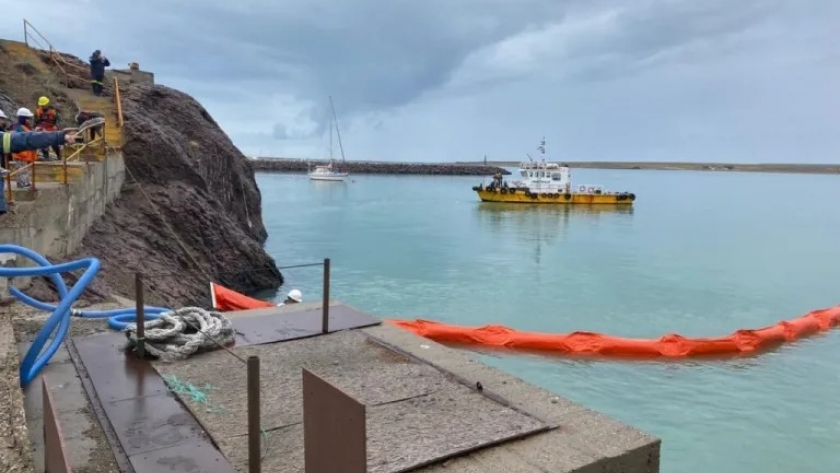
[250,158,511,176]
[70,84,283,307]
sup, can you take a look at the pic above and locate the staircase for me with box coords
[29,87,123,185]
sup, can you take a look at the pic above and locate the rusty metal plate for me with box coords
[69,333,238,472]
[100,393,205,457]
[43,375,74,473]
[233,304,380,346]
[130,438,236,473]
[303,368,367,473]
[87,356,168,403]
[72,332,127,366]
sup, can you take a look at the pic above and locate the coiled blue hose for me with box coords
[0,245,171,387]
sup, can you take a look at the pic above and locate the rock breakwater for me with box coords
[250,158,510,176]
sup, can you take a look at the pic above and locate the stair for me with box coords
[31,161,85,184]
[75,95,123,149]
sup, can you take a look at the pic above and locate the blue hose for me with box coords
[0,245,170,387]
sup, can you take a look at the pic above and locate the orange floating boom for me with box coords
[387,306,840,358]
[209,282,840,359]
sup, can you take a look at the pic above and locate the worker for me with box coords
[89,50,110,96]
[34,97,61,161]
[276,289,303,306]
[1,128,77,211]
[0,110,8,132]
[10,108,38,189]
[75,110,104,142]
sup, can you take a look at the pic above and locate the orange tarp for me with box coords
[210,282,274,312]
[387,306,840,358]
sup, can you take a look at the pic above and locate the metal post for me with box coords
[62,152,68,185]
[23,19,27,46]
[134,273,145,359]
[321,258,330,334]
[248,356,261,473]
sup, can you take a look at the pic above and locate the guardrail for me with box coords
[23,19,90,88]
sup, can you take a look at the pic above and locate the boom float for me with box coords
[209,281,840,359]
[0,245,170,387]
[388,309,840,358]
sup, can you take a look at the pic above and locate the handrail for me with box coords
[114,77,124,129]
[64,137,103,163]
[23,19,91,87]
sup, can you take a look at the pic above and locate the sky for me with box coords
[3,1,839,163]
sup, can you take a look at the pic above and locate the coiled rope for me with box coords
[125,306,235,362]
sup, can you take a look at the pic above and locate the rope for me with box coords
[124,306,236,362]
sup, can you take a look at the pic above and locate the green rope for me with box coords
[162,374,226,413]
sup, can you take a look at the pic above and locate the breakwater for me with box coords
[250,158,510,176]
[459,160,840,175]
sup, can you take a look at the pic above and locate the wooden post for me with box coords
[134,273,145,359]
[248,356,261,473]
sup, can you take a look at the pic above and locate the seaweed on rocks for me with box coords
[68,84,283,307]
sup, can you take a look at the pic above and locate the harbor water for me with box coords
[256,169,840,473]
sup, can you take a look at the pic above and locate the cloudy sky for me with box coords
[3,1,838,162]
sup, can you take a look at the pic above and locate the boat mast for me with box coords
[329,108,334,164]
[329,95,348,166]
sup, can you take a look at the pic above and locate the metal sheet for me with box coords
[69,333,238,473]
[129,439,235,473]
[303,368,367,473]
[43,375,74,473]
[233,304,380,346]
[100,393,204,457]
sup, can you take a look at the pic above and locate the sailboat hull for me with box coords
[308,172,348,181]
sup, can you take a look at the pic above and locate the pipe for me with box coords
[0,245,170,387]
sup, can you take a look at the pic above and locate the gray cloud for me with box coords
[2,1,838,161]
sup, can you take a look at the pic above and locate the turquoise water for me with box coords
[256,169,840,473]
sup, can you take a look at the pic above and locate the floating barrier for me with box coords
[210,281,840,359]
[388,306,840,358]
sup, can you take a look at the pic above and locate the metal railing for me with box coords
[23,19,90,87]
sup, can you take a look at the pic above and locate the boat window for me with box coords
[521,170,527,177]
[551,173,562,181]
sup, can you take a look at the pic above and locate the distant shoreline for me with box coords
[463,161,840,175]
[249,158,510,176]
[249,157,840,176]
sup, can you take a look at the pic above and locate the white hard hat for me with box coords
[16,107,33,118]
[0,110,6,119]
[287,289,302,302]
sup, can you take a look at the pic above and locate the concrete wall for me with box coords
[0,151,125,293]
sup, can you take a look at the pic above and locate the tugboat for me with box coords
[472,138,636,204]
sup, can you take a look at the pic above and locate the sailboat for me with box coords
[308,96,349,181]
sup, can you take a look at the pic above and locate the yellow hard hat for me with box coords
[38,96,49,106]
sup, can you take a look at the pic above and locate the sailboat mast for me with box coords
[329,95,347,165]
[329,113,333,163]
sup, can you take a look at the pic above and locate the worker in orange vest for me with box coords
[10,108,38,189]
[34,96,61,161]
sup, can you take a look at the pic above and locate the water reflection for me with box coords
[475,203,634,264]
[309,179,349,200]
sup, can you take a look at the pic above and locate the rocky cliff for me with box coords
[0,40,283,307]
[71,84,283,306]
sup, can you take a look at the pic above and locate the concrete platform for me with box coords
[12,300,660,472]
